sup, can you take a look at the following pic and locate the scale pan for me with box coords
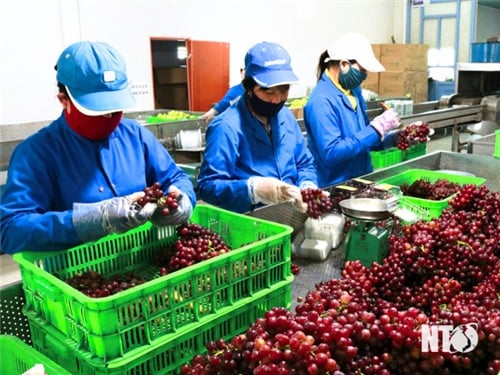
[339,198,391,221]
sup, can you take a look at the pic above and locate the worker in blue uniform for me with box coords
[200,68,246,123]
[304,33,400,187]
[0,41,196,254]
[197,42,319,213]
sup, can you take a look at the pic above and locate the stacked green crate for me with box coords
[26,278,292,375]
[403,142,426,161]
[370,147,403,169]
[14,204,293,373]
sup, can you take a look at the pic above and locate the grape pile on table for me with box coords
[180,184,500,375]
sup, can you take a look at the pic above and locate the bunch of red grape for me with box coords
[166,223,231,271]
[396,121,431,150]
[180,184,500,374]
[301,188,333,218]
[291,263,300,275]
[137,182,179,216]
[65,270,146,298]
[400,178,461,200]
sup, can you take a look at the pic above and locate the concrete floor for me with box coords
[425,128,477,154]
[426,129,456,153]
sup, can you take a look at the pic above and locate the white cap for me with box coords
[327,33,385,72]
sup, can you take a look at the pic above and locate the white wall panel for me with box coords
[1,0,403,125]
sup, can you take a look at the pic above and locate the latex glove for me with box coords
[284,185,308,213]
[382,128,401,149]
[72,192,157,243]
[150,185,193,226]
[370,109,400,139]
[248,176,295,206]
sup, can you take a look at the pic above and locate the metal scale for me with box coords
[337,181,425,268]
[339,198,394,268]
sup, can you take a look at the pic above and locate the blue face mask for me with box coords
[338,62,367,90]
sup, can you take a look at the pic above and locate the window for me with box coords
[428,48,455,81]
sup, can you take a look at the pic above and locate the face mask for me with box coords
[338,62,367,90]
[247,92,286,118]
[65,100,122,140]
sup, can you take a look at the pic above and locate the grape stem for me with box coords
[456,240,472,250]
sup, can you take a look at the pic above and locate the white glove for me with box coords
[247,177,288,204]
[150,185,193,226]
[248,176,308,212]
[72,192,157,242]
[370,109,400,139]
[285,185,308,213]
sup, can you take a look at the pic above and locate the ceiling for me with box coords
[478,0,500,9]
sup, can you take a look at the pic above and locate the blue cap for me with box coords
[56,41,136,116]
[244,42,299,88]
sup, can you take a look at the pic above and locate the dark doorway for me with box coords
[150,38,230,112]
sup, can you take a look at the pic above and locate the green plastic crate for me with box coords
[378,169,486,220]
[370,147,403,169]
[403,142,426,161]
[0,283,31,345]
[27,278,292,375]
[0,335,72,375]
[14,204,293,361]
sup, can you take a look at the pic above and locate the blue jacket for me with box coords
[197,96,318,213]
[213,83,245,114]
[0,114,196,253]
[304,72,389,187]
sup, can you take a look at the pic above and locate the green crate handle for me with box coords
[34,277,61,299]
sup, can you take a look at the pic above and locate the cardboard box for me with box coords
[378,71,428,103]
[155,67,188,84]
[371,44,382,60]
[378,83,428,104]
[380,54,428,72]
[363,71,379,86]
[379,44,428,58]
[378,44,428,72]
[362,82,379,94]
[379,71,428,85]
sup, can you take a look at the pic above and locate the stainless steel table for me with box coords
[246,151,500,310]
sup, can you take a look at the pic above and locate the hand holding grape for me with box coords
[72,191,157,242]
[370,109,400,139]
[300,188,332,218]
[396,121,430,150]
[150,185,193,226]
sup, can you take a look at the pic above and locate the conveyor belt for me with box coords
[367,103,484,130]
[400,105,484,129]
